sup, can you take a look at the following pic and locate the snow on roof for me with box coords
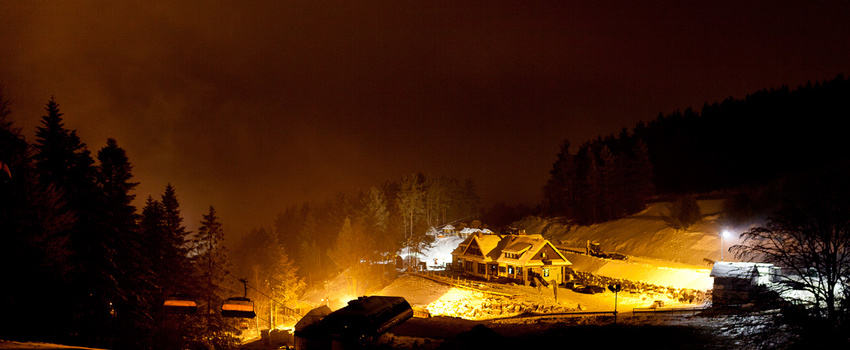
[452,234,571,266]
[710,262,775,279]
[444,224,455,230]
[475,235,504,261]
[458,227,493,234]
[497,234,570,266]
[503,242,532,254]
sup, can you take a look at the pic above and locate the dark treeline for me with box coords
[270,173,481,292]
[0,91,240,349]
[543,74,850,225]
[0,84,482,348]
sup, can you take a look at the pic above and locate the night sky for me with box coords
[1,1,848,235]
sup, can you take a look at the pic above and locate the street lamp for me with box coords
[720,230,731,261]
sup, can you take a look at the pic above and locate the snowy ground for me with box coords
[306,200,728,318]
[375,273,706,320]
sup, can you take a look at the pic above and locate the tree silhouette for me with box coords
[731,165,850,347]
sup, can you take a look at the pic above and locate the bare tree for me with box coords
[731,164,850,347]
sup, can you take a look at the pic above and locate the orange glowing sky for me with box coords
[1,1,848,235]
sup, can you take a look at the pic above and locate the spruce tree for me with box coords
[543,140,574,217]
[190,206,238,348]
[33,97,113,347]
[191,206,227,315]
[397,174,425,269]
[95,138,153,350]
[0,87,75,342]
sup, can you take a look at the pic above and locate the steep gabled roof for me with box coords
[452,234,505,262]
[452,233,572,267]
[496,234,571,266]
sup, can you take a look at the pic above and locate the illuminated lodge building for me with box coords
[451,231,572,285]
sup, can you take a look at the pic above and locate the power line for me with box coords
[222,268,302,316]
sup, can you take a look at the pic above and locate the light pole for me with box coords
[608,284,621,323]
[720,230,730,261]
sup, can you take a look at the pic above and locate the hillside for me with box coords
[515,199,751,267]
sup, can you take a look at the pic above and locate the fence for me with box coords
[632,307,707,315]
[413,271,520,298]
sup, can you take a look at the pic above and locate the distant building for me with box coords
[442,224,455,236]
[451,231,572,285]
[710,262,781,306]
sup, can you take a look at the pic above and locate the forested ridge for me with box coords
[542,75,850,225]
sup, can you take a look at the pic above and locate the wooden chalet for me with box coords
[451,231,572,286]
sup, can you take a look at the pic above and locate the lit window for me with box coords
[543,268,550,277]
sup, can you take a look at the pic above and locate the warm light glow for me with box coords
[721,230,731,238]
[164,299,197,307]
[222,303,254,312]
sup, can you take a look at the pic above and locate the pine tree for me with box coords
[424,174,450,227]
[327,217,373,296]
[0,87,75,342]
[190,206,239,349]
[144,186,203,350]
[295,208,323,285]
[160,183,192,295]
[95,138,155,350]
[191,206,227,315]
[235,227,304,329]
[543,140,575,217]
[360,187,390,235]
[397,174,425,269]
[140,196,167,291]
[576,147,601,224]
[599,145,621,221]
[32,97,114,347]
[625,139,654,213]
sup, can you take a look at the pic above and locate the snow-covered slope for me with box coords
[422,235,466,269]
[516,199,752,266]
